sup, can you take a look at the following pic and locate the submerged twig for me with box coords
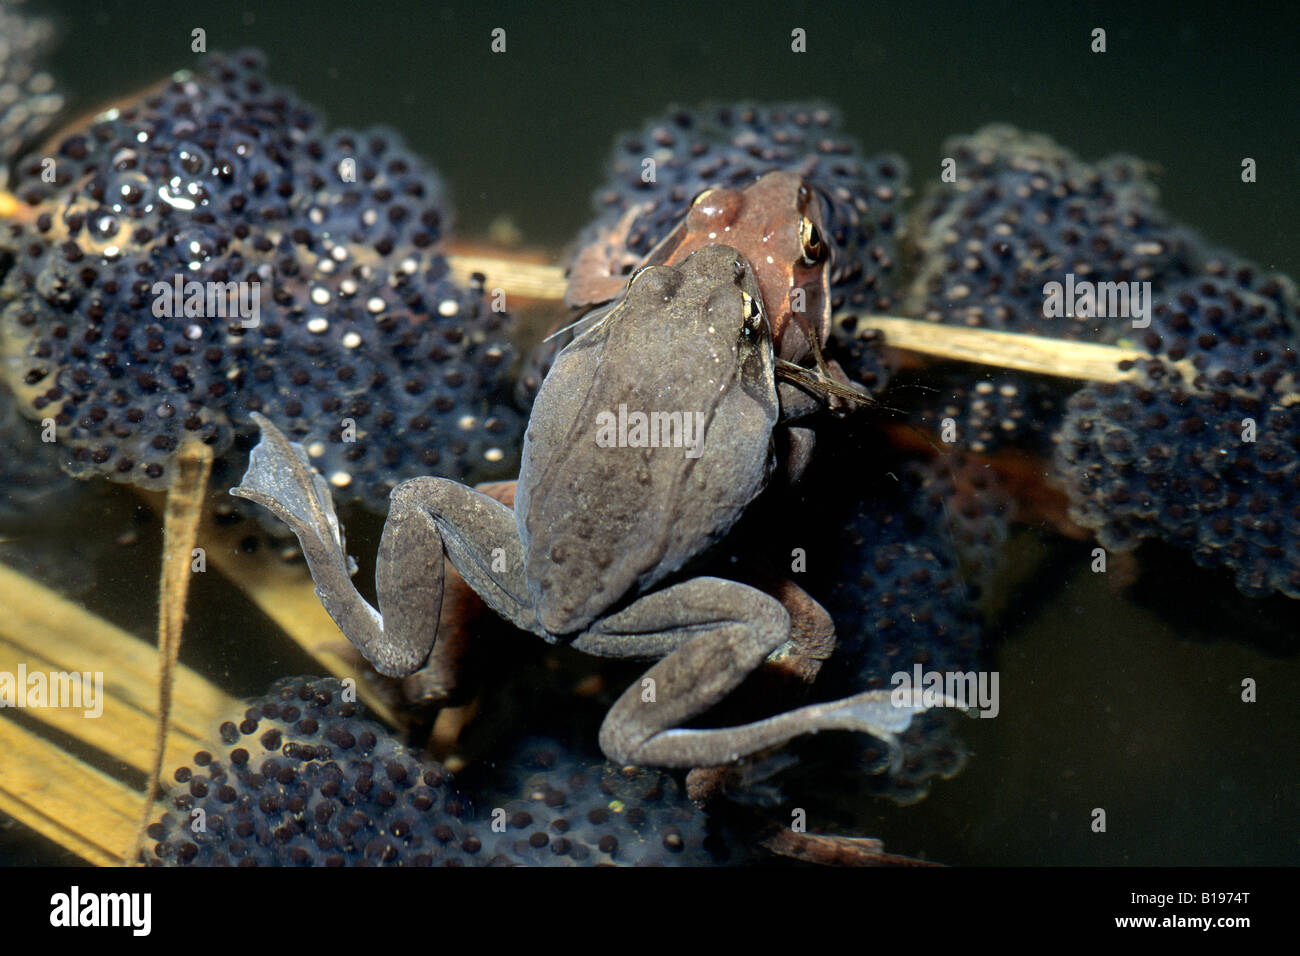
[446,250,569,301]
[439,252,1165,384]
[0,560,239,864]
[854,316,1161,383]
[0,718,140,866]
[129,443,212,865]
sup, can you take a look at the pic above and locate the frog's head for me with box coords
[619,242,772,376]
[519,244,779,637]
[642,170,831,363]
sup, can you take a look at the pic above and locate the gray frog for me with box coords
[233,244,938,768]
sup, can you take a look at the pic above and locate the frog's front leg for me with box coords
[232,414,539,677]
[576,577,934,768]
[776,382,823,485]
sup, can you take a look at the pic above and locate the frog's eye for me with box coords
[691,187,719,207]
[799,216,825,266]
[740,291,762,332]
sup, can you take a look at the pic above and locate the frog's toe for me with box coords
[816,688,948,746]
[231,412,348,562]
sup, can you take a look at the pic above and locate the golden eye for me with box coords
[799,216,825,266]
[691,187,718,207]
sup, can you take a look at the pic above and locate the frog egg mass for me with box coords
[923,368,1064,454]
[906,125,1204,337]
[894,126,1300,600]
[0,50,522,507]
[905,125,1208,455]
[147,677,474,867]
[466,736,743,866]
[147,677,738,866]
[1056,260,1300,599]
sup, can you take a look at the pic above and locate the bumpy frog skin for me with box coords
[234,245,935,769]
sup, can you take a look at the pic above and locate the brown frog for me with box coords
[568,170,835,368]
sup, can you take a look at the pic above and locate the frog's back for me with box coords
[517,246,777,636]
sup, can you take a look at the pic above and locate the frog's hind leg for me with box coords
[388,476,537,638]
[375,475,542,697]
[578,576,939,768]
[232,413,423,675]
[233,414,535,677]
